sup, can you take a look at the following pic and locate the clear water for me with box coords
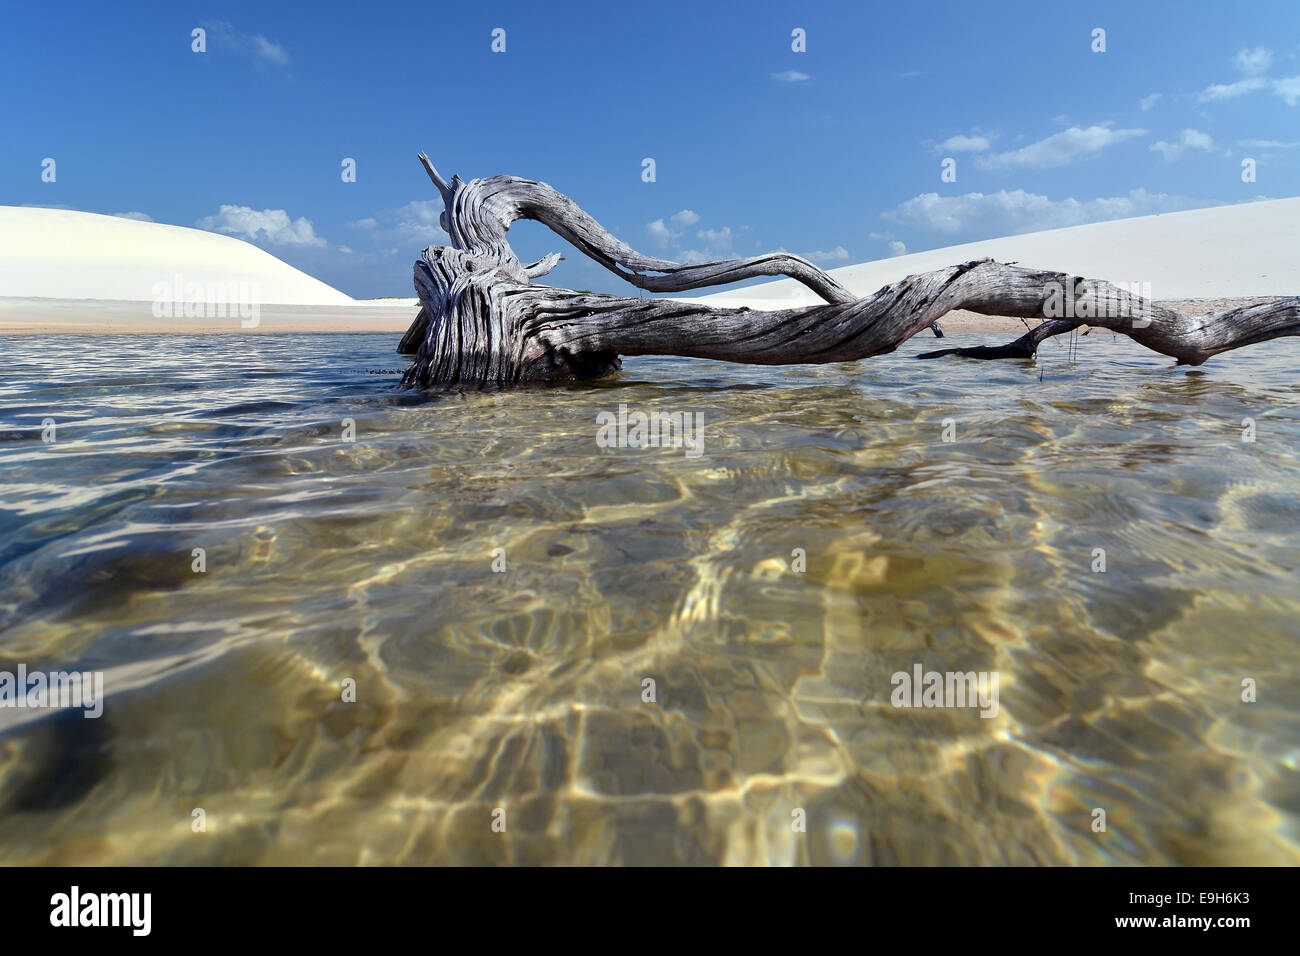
[0,330,1297,864]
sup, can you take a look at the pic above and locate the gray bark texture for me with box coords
[398,155,1300,388]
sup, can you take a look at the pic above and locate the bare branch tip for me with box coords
[417,151,451,197]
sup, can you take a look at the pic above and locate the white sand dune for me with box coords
[0,206,356,305]
[686,198,1300,311]
[2,199,1295,335]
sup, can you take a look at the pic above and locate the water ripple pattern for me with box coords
[0,331,1297,865]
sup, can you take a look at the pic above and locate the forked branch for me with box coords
[397,158,1300,388]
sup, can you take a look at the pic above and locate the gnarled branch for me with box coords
[398,158,1300,388]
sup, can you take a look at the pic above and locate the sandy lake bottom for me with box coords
[0,330,1297,864]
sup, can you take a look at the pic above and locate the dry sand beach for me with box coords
[0,294,1276,336]
[0,298,419,335]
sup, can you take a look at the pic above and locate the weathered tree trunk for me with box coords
[398,155,1300,388]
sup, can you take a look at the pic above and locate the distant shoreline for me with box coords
[0,295,1284,336]
[0,297,419,334]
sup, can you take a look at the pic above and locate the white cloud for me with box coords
[647,218,673,245]
[883,188,1209,237]
[196,205,325,246]
[977,125,1147,170]
[1274,75,1300,105]
[645,217,736,262]
[1198,71,1300,106]
[887,240,907,257]
[772,70,810,82]
[647,210,704,248]
[1139,93,1163,111]
[805,246,850,262]
[1237,138,1300,148]
[1199,76,1269,101]
[678,227,735,264]
[111,211,153,221]
[1234,47,1274,75]
[936,134,991,153]
[1149,129,1215,161]
[348,217,378,230]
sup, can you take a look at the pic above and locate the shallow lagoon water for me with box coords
[0,330,1297,864]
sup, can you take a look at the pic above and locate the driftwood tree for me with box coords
[398,154,1300,387]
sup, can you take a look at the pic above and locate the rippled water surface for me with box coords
[1,330,1298,865]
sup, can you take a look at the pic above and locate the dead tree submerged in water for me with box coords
[398,154,1300,388]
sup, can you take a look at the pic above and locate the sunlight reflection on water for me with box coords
[0,331,1297,864]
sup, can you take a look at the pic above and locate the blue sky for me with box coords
[4,0,1298,298]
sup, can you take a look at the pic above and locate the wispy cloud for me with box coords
[772,70,810,82]
[1199,46,1300,105]
[679,229,735,263]
[1200,77,1269,102]
[935,134,991,153]
[202,21,291,70]
[883,188,1209,237]
[647,214,737,263]
[696,227,731,245]
[647,210,701,248]
[250,35,289,68]
[1234,46,1274,75]
[367,199,447,248]
[1139,93,1163,111]
[1275,75,1300,105]
[1149,129,1215,161]
[977,125,1147,170]
[805,246,850,262]
[772,244,851,264]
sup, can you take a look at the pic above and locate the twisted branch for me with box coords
[398,158,1300,387]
